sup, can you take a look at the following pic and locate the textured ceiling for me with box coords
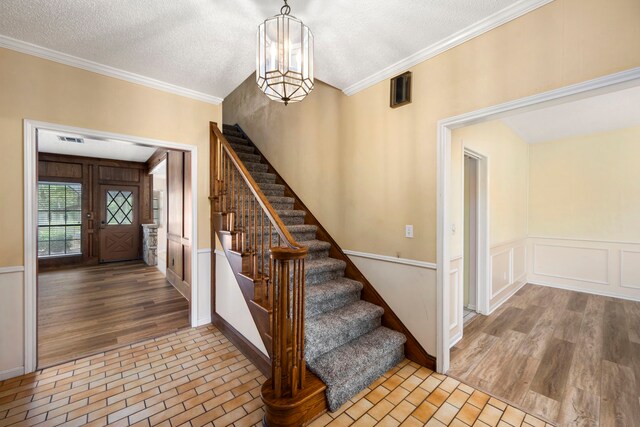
[39,130,157,162]
[0,0,520,100]
[501,85,640,144]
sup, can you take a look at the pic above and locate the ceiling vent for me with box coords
[58,136,85,144]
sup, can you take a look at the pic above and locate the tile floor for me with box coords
[0,325,552,426]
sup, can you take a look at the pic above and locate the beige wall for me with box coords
[0,47,221,375]
[223,76,345,244]
[224,0,640,264]
[529,125,640,241]
[0,47,221,267]
[450,120,529,257]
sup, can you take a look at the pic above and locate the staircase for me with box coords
[210,123,434,426]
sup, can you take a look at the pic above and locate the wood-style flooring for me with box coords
[0,325,551,427]
[449,283,640,426]
[38,261,190,368]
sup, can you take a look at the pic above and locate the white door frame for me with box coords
[462,148,489,316]
[436,67,640,373]
[23,120,199,374]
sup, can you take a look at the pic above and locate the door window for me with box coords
[106,190,134,225]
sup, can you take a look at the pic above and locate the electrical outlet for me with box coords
[405,225,414,238]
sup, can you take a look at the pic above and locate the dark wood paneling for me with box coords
[165,150,192,302]
[38,160,82,179]
[38,153,153,270]
[98,165,140,182]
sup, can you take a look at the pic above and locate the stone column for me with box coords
[142,224,158,266]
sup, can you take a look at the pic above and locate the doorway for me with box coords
[24,120,200,373]
[463,154,479,324]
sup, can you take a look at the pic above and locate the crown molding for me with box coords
[0,34,223,105]
[342,0,555,96]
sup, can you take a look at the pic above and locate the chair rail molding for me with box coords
[436,66,640,374]
[343,249,437,270]
[23,119,200,375]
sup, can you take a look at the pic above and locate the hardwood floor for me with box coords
[449,283,640,426]
[38,261,190,368]
[0,325,551,427]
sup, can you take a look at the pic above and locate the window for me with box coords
[38,182,82,257]
[106,190,133,225]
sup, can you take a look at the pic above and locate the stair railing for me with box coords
[210,123,308,399]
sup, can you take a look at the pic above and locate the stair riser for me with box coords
[245,163,269,173]
[305,317,381,361]
[228,143,254,154]
[306,267,345,286]
[223,130,244,138]
[305,248,329,260]
[236,153,262,163]
[306,290,361,319]
[252,173,277,184]
[260,188,285,197]
[225,135,251,145]
[324,345,404,412]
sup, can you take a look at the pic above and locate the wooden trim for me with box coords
[235,125,436,370]
[212,312,271,377]
[146,148,169,173]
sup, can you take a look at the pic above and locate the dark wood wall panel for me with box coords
[38,161,82,179]
[165,150,192,303]
[98,166,140,182]
[38,153,153,270]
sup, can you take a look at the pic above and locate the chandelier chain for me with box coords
[280,0,291,15]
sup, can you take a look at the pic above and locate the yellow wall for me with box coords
[0,47,221,267]
[529,125,640,242]
[224,0,640,264]
[450,120,529,257]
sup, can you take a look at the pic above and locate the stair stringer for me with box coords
[233,124,437,370]
[212,214,275,362]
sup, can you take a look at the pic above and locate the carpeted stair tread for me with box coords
[298,239,331,254]
[236,152,262,163]
[306,278,363,318]
[225,135,251,145]
[308,327,406,411]
[275,209,306,225]
[267,195,295,205]
[305,300,384,362]
[229,142,254,154]
[304,257,346,276]
[244,161,269,173]
[252,172,277,184]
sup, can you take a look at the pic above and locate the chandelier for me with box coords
[256,0,314,105]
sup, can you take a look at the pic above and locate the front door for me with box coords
[99,185,140,262]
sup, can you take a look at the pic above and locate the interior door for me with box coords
[99,185,140,262]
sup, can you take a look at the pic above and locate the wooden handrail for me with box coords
[210,123,304,252]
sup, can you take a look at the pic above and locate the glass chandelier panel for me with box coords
[257,1,314,105]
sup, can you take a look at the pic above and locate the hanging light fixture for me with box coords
[256,0,314,105]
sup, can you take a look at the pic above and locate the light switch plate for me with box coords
[405,224,414,238]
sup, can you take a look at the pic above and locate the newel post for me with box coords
[268,246,308,400]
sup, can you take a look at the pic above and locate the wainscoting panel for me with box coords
[528,237,640,301]
[620,250,640,290]
[449,257,463,347]
[346,252,437,357]
[0,269,24,380]
[489,239,527,312]
[533,243,609,285]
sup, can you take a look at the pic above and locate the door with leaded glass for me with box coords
[99,185,140,262]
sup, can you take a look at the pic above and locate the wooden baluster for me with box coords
[299,257,306,388]
[291,258,298,397]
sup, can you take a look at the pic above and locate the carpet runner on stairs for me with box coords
[222,124,406,412]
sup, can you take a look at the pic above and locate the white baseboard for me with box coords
[449,330,463,348]
[488,279,527,315]
[528,279,640,302]
[0,366,24,381]
[196,316,212,327]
